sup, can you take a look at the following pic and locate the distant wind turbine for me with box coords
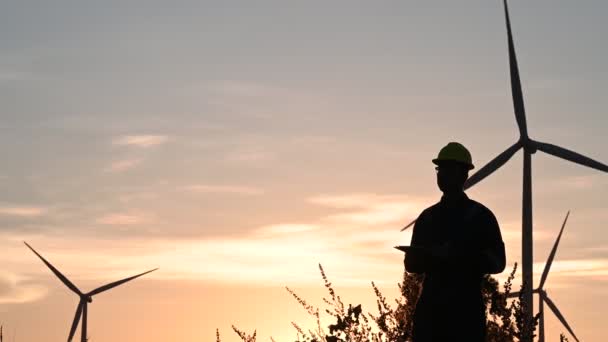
[24,242,157,342]
[508,211,579,342]
[400,0,608,338]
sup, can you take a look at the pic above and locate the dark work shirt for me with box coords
[404,192,506,341]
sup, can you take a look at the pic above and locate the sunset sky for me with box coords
[1,1,607,341]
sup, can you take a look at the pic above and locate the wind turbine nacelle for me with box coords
[524,141,538,154]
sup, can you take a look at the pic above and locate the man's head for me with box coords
[432,142,474,194]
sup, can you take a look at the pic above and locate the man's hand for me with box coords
[403,246,431,273]
[403,243,462,272]
[402,244,453,263]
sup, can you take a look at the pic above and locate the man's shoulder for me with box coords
[467,198,490,211]
[419,202,442,218]
[466,198,498,221]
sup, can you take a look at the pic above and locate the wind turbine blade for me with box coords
[544,294,580,342]
[539,211,570,289]
[534,140,608,172]
[400,218,416,232]
[87,268,158,296]
[464,141,522,190]
[507,291,520,299]
[68,300,84,342]
[23,242,82,296]
[503,0,528,139]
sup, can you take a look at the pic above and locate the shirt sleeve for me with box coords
[478,209,506,274]
[404,210,429,273]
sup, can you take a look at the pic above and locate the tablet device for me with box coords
[394,245,425,253]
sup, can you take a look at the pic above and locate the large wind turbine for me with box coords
[24,242,157,342]
[400,0,608,338]
[508,211,579,342]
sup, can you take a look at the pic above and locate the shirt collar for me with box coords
[440,191,469,206]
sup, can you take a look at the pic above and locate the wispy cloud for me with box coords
[538,174,606,191]
[584,246,608,254]
[183,185,264,195]
[499,220,555,243]
[256,223,320,235]
[13,193,423,286]
[0,271,47,304]
[130,193,426,285]
[96,212,153,225]
[0,206,47,217]
[533,259,608,280]
[113,135,169,148]
[17,192,605,290]
[310,194,426,226]
[118,192,159,203]
[104,158,143,173]
[225,149,274,164]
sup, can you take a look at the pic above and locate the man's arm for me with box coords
[478,209,506,274]
[404,212,428,273]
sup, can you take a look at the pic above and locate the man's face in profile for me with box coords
[436,161,469,194]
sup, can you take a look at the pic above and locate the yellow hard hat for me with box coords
[432,142,474,170]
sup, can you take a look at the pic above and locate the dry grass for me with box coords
[217,262,576,341]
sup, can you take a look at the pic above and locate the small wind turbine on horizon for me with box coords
[400,1,608,339]
[24,242,158,342]
[508,211,579,342]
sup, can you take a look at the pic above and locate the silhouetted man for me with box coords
[404,142,506,342]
